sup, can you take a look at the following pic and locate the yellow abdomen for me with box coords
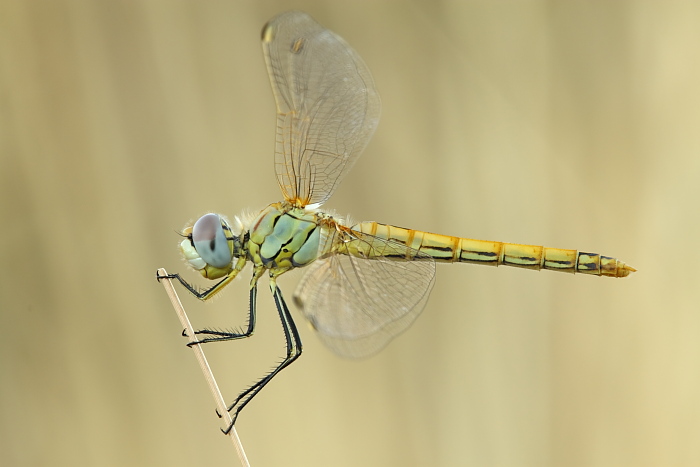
[352,222,635,278]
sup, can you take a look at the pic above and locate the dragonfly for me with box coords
[159,11,635,433]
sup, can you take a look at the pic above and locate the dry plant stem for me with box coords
[157,268,251,467]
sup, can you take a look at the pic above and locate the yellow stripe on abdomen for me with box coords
[353,222,635,278]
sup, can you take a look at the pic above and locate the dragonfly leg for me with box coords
[157,264,251,345]
[221,281,302,433]
[156,270,237,301]
[183,285,258,346]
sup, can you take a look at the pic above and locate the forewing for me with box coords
[261,11,381,208]
[293,230,436,358]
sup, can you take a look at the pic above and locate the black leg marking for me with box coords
[186,285,258,346]
[156,271,229,300]
[221,286,302,433]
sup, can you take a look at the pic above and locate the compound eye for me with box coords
[191,213,232,268]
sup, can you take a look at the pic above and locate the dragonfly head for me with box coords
[179,213,240,280]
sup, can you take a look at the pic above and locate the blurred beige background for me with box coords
[1,1,698,466]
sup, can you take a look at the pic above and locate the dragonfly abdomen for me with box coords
[353,222,635,278]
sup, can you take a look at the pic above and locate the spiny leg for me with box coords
[157,272,215,298]
[222,282,303,433]
[185,286,258,345]
[156,268,239,301]
[158,268,302,430]
[157,262,250,343]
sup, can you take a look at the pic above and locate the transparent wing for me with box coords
[293,229,436,358]
[261,11,381,208]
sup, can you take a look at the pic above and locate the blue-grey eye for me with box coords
[191,213,232,268]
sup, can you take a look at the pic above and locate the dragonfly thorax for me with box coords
[247,202,326,273]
